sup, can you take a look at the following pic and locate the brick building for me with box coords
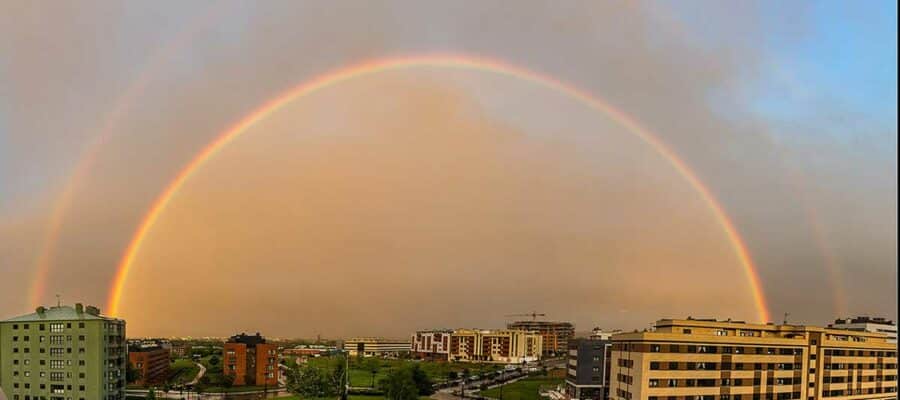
[128,341,170,385]
[223,333,278,386]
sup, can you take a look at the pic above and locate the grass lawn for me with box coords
[305,356,502,388]
[480,376,563,400]
[168,359,200,385]
[278,396,431,400]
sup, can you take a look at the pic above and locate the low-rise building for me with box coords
[829,317,897,343]
[411,329,453,360]
[608,318,898,400]
[283,344,336,357]
[448,329,542,363]
[344,338,411,357]
[128,340,170,385]
[507,320,575,356]
[566,337,612,400]
[223,333,278,386]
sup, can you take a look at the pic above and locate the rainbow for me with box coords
[104,53,771,322]
[26,5,229,310]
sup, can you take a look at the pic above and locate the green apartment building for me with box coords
[0,304,126,400]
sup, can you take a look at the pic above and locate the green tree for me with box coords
[145,388,157,400]
[332,356,347,392]
[221,373,235,388]
[365,358,382,387]
[126,362,142,384]
[410,364,435,395]
[208,355,220,366]
[287,363,339,398]
[379,368,419,400]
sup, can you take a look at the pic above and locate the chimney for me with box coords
[36,306,46,315]
[75,303,84,314]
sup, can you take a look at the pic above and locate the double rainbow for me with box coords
[102,54,770,322]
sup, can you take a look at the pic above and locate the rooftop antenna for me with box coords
[783,312,789,325]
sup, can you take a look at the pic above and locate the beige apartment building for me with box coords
[608,318,897,400]
[448,329,543,363]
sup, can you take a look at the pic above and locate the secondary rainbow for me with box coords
[105,53,772,322]
[26,5,229,309]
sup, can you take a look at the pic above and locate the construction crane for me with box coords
[505,311,546,321]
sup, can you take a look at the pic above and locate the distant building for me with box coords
[127,340,170,385]
[608,318,898,400]
[344,338,411,357]
[170,342,190,358]
[411,329,453,360]
[448,329,542,363]
[830,316,897,343]
[283,344,336,357]
[223,333,279,386]
[507,320,574,356]
[565,337,611,400]
[0,303,127,400]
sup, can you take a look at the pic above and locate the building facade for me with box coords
[411,330,452,360]
[127,340,170,386]
[448,329,542,363]
[0,304,127,400]
[608,318,898,400]
[344,338,411,357]
[507,321,575,356]
[566,337,612,400]
[829,317,896,343]
[222,333,278,386]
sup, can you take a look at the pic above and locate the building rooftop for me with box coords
[1,304,116,322]
[832,316,895,326]
[508,320,574,327]
[227,332,267,347]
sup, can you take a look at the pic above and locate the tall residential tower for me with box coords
[0,304,127,400]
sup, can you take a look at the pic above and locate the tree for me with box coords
[221,373,235,388]
[145,388,157,400]
[126,362,142,384]
[286,363,339,398]
[448,371,458,380]
[365,358,382,387]
[379,368,419,400]
[332,356,347,391]
[409,364,435,395]
[208,355,220,366]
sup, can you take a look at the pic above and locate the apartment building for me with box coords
[223,333,278,386]
[829,317,896,343]
[411,330,453,360]
[127,340,169,385]
[507,321,575,356]
[608,318,898,400]
[566,337,612,400]
[0,304,127,400]
[448,329,542,363]
[344,338,411,357]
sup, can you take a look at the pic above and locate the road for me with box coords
[188,362,207,386]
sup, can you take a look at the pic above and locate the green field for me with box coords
[168,359,200,385]
[278,396,431,400]
[480,376,563,400]
[303,357,501,388]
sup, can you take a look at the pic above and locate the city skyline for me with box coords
[1,1,897,338]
